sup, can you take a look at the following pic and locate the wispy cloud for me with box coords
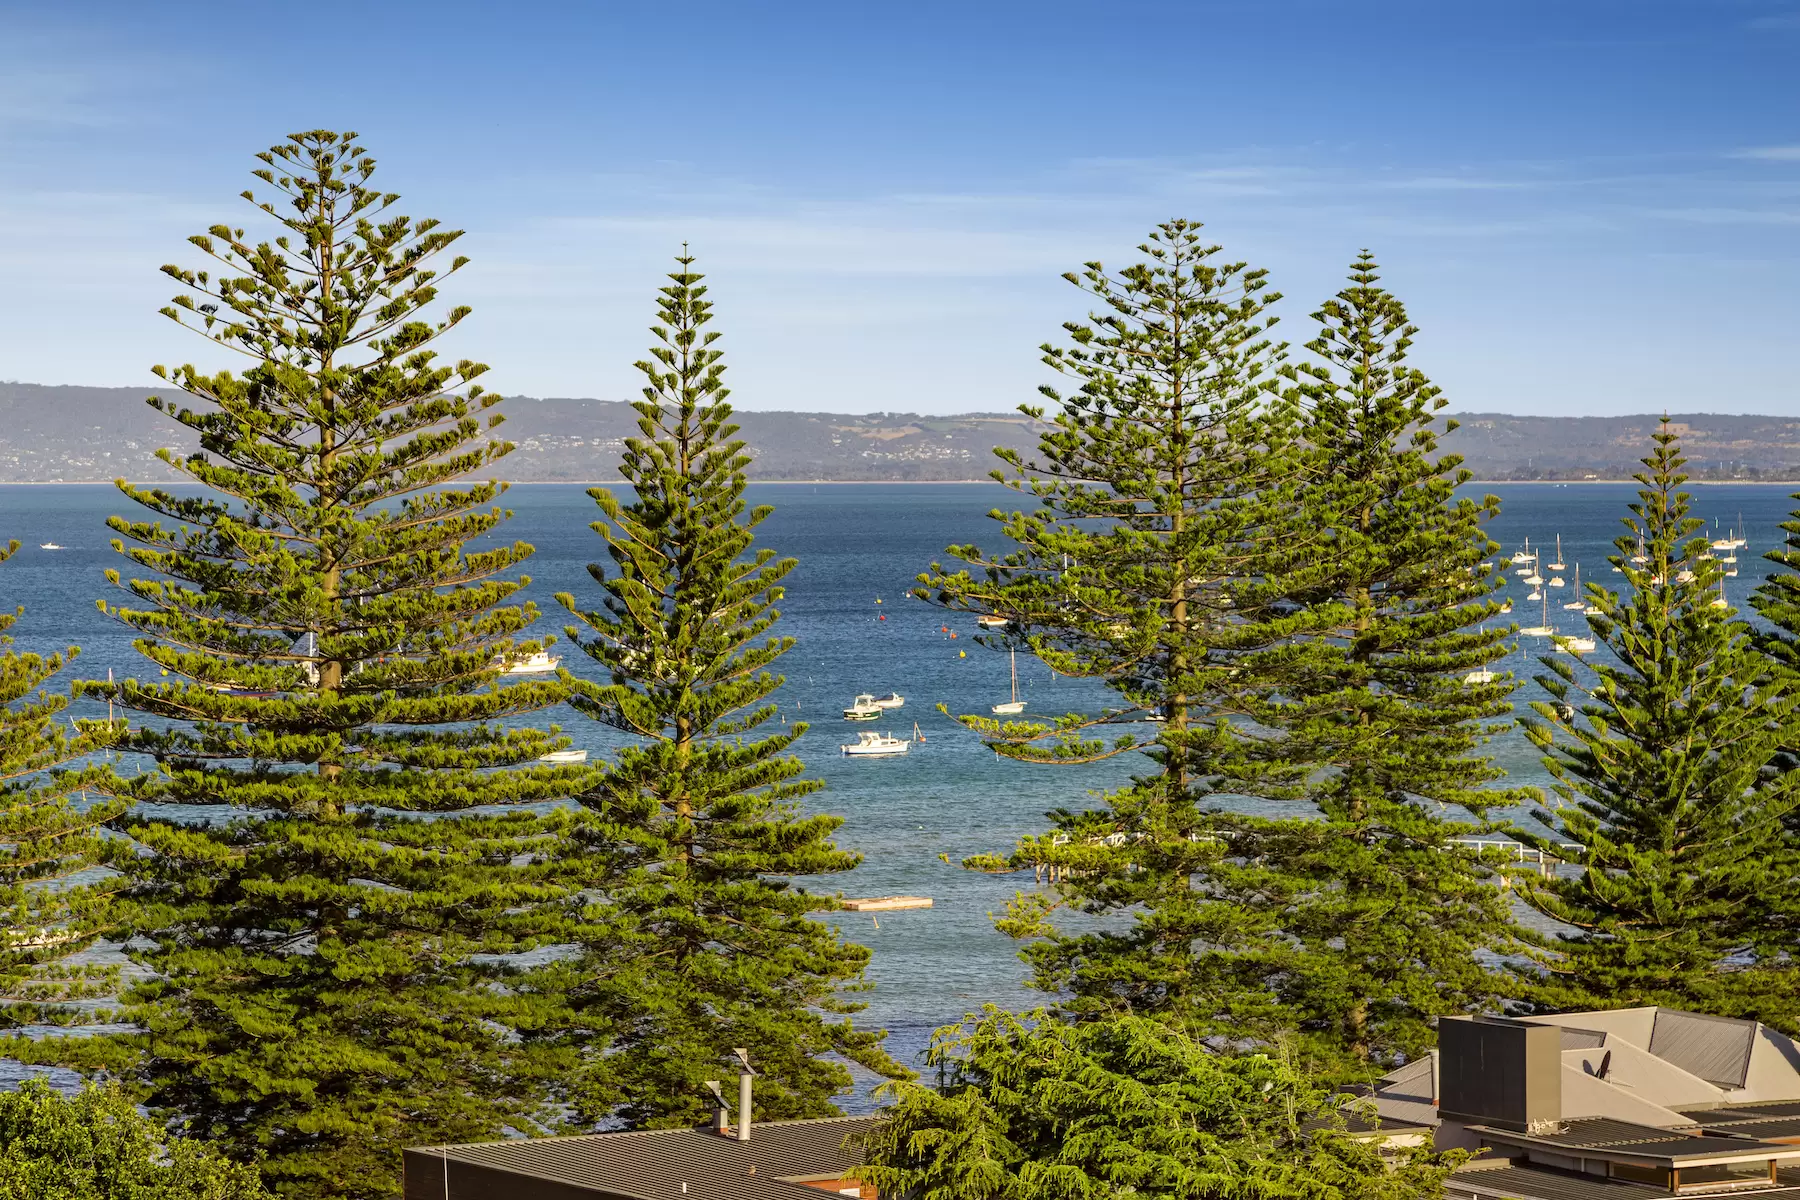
[1733,144,1800,161]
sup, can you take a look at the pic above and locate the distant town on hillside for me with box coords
[1,382,1796,483]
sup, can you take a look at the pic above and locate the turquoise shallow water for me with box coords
[0,479,1793,1096]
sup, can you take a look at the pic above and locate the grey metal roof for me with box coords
[1648,1009,1758,1088]
[408,1116,878,1200]
[1556,1026,1608,1050]
[1446,1163,1800,1200]
[1469,1118,1797,1162]
[1687,1103,1800,1123]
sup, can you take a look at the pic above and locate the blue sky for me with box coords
[1,1,1796,416]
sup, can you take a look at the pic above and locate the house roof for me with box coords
[1682,1103,1800,1143]
[406,1116,878,1200]
[1648,1011,1759,1089]
[1467,1118,1800,1166]
[1446,1164,1800,1200]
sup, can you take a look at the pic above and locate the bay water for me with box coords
[1,480,1793,1098]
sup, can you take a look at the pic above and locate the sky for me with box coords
[0,1,1796,417]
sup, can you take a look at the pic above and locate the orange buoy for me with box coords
[950,632,957,639]
[879,614,886,621]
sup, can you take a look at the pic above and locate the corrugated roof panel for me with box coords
[1648,1010,1757,1088]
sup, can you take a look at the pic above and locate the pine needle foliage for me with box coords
[57,132,582,1200]
[544,251,900,1129]
[915,221,1309,1027]
[857,1008,1460,1200]
[1169,255,1526,1075]
[1513,420,1800,1027]
[0,541,123,1029]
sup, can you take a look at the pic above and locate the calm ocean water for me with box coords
[1,480,1795,1098]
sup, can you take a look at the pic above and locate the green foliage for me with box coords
[0,1078,267,1200]
[917,219,1306,1026]
[0,541,124,1028]
[921,230,1521,1075]
[1514,419,1800,1027]
[858,1008,1459,1200]
[1163,255,1526,1073]
[539,251,901,1128]
[40,131,582,1199]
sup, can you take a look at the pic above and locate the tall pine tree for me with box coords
[1514,420,1800,1028]
[23,132,583,1200]
[918,219,1308,1029]
[1167,255,1525,1075]
[0,540,122,1028]
[538,251,901,1129]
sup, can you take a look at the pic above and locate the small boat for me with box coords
[38,542,63,550]
[844,694,882,720]
[842,731,910,756]
[1518,593,1554,636]
[1514,566,1534,576]
[1675,569,1695,584]
[1462,669,1497,686]
[1500,599,1513,613]
[1524,572,1544,586]
[538,748,588,764]
[976,615,1010,629]
[1548,536,1566,572]
[1548,576,1564,588]
[209,685,279,698]
[1557,637,1597,655]
[1584,604,1603,616]
[871,692,905,710]
[1527,589,1542,601]
[992,649,1025,715]
[500,651,561,675]
[1563,565,1586,610]
[1514,538,1536,565]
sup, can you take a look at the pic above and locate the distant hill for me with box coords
[0,383,1795,482]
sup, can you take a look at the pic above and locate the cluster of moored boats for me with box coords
[1464,523,1750,685]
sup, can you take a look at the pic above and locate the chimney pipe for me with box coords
[734,1048,755,1143]
[705,1081,729,1136]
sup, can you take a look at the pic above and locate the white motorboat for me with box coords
[38,542,63,550]
[1557,637,1597,655]
[871,692,905,709]
[1548,576,1565,588]
[500,651,561,675]
[992,648,1025,715]
[842,731,909,756]
[1527,589,1543,601]
[1462,669,1497,685]
[538,749,588,764]
[1524,572,1544,586]
[976,614,1010,629]
[844,694,882,720]
[1514,539,1536,565]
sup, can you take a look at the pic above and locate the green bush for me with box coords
[0,1078,266,1200]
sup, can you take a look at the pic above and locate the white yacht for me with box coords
[844,694,882,720]
[1563,565,1586,610]
[1461,669,1497,686]
[841,731,910,756]
[1557,636,1597,655]
[871,692,905,709]
[1548,536,1566,572]
[38,542,63,551]
[501,651,561,675]
[992,649,1025,715]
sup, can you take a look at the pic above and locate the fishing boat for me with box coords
[37,542,63,551]
[1548,536,1566,571]
[538,749,588,764]
[500,651,561,675]
[992,648,1025,715]
[844,694,882,720]
[976,614,1010,629]
[871,692,905,709]
[841,731,910,756]
[1563,564,1586,610]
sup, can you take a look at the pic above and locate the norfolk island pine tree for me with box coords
[1167,254,1527,1076]
[534,251,903,1129]
[1513,420,1800,1028]
[4,132,589,1200]
[914,219,1315,1028]
[0,539,124,1030]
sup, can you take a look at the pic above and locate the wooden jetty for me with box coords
[841,896,933,912]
